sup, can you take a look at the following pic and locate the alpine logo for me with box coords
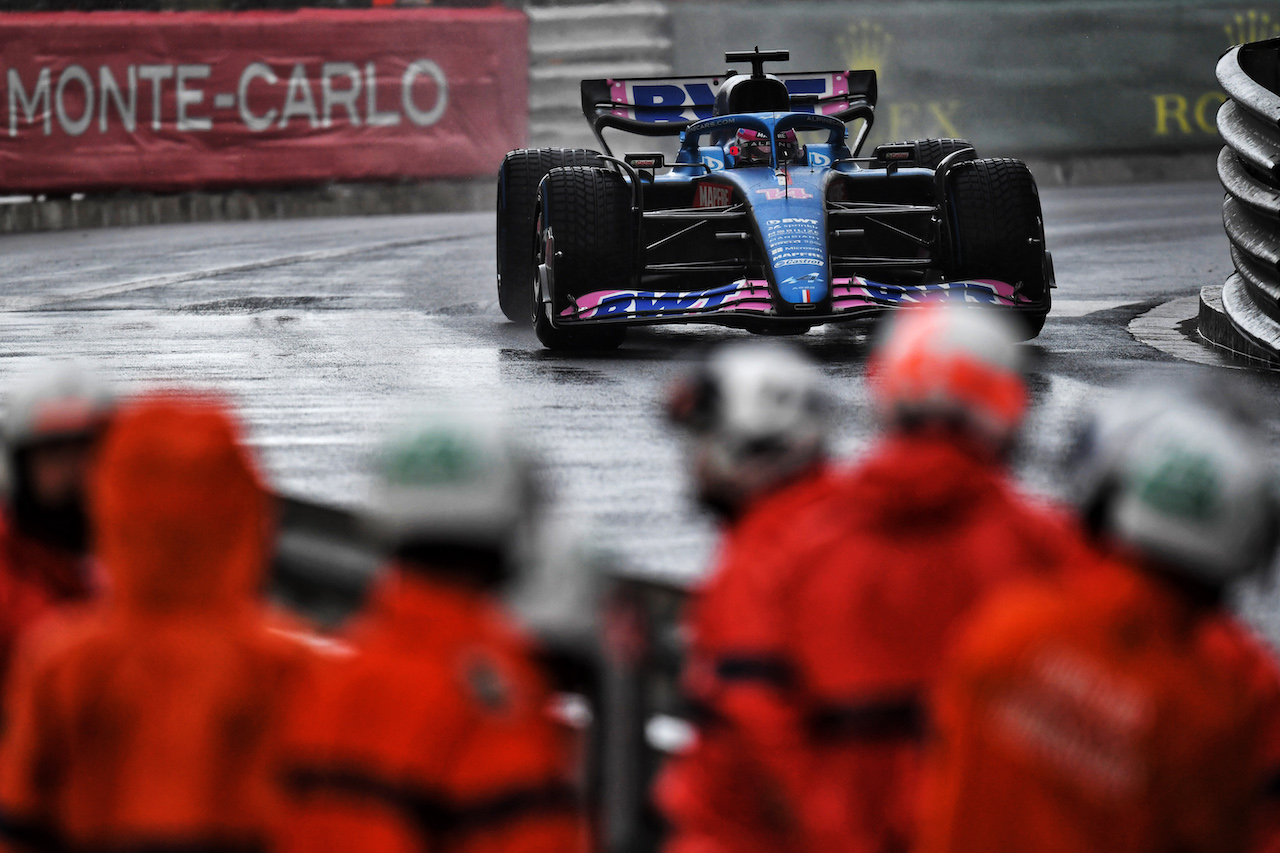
[695,183,733,208]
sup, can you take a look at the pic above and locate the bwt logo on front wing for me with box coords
[5,60,448,137]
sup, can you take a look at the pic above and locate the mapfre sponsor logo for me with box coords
[695,183,733,208]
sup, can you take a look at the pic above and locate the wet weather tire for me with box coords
[532,166,632,351]
[496,148,602,323]
[883,139,976,169]
[947,157,1051,340]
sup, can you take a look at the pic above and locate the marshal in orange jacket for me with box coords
[656,464,842,853]
[777,432,1091,853]
[917,557,1280,853]
[275,567,584,853]
[0,509,94,691]
[0,393,309,853]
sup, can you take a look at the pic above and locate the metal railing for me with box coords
[1214,38,1280,360]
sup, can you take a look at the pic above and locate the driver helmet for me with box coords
[729,128,771,167]
[776,128,805,165]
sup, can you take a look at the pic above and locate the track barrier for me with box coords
[0,9,527,194]
[1203,37,1280,366]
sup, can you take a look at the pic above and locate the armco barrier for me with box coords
[0,9,527,194]
[1202,38,1280,366]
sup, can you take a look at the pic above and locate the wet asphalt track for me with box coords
[5,179,1280,640]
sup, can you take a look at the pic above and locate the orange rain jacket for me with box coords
[917,556,1280,853]
[656,464,843,853]
[0,511,94,688]
[0,393,308,853]
[755,432,1092,853]
[275,566,584,853]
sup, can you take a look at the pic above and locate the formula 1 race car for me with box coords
[496,48,1053,350]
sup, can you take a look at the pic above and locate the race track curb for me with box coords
[1196,283,1280,370]
[0,179,491,235]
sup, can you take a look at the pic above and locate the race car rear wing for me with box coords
[580,70,877,155]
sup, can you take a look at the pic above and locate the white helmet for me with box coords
[4,362,113,449]
[867,303,1027,448]
[366,409,539,583]
[1,362,113,553]
[1071,389,1279,586]
[666,342,832,514]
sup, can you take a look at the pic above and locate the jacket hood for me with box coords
[91,393,270,615]
[850,430,1005,525]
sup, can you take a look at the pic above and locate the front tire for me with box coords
[947,157,1051,340]
[531,166,632,351]
[496,148,602,323]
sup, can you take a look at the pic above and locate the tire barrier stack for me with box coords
[1203,38,1280,367]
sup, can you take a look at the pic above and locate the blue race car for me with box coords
[496,48,1053,350]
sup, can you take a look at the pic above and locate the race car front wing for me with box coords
[557,277,1031,325]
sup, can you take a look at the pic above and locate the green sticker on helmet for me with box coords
[1135,450,1221,520]
[384,431,481,486]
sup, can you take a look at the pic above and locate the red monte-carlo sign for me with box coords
[0,9,529,193]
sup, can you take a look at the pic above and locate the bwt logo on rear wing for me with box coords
[579,70,876,149]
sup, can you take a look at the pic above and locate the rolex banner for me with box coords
[669,2,1277,157]
[0,8,528,194]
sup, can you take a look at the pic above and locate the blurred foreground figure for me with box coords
[276,411,584,853]
[657,342,837,853]
[0,393,305,851]
[779,305,1091,853]
[917,387,1280,853]
[0,364,111,682]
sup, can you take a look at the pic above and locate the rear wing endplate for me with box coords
[580,70,877,154]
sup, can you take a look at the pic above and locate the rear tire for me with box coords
[496,148,601,323]
[947,157,1051,340]
[884,138,975,169]
[532,166,632,351]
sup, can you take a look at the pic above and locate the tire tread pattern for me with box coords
[541,165,633,297]
[948,157,1050,338]
[533,165,632,350]
[884,138,975,169]
[496,148,600,322]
